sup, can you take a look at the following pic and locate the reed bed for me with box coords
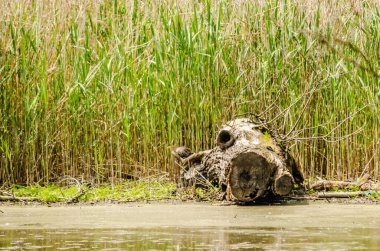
[0,0,379,185]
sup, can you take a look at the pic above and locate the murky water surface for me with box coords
[1,203,379,250]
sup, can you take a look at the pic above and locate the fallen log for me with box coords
[0,196,40,202]
[360,181,380,191]
[173,118,304,202]
[310,180,356,191]
[317,191,367,198]
[311,175,380,192]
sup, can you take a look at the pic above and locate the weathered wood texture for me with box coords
[317,191,367,198]
[173,118,304,202]
[311,175,380,192]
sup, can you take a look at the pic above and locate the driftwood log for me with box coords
[0,196,40,202]
[311,174,380,192]
[316,191,367,198]
[173,118,304,202]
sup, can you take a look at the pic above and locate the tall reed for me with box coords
[0,0,379,185]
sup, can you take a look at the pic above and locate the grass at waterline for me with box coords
[3,180,380,203]
[5,179,221,203]
[0,0,379,185]
[7,179,177,203]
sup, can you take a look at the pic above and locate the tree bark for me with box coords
[173,118,304,202]
[317,191,367,198]
[311,175,380,192]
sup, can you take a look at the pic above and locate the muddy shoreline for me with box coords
[1,202,380,229]
[2,201,379,250]
[0,195,379,208]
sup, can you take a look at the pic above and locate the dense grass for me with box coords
[11,179,176,202]
[0,0,379,185]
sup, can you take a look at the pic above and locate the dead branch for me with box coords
[67,182,93,204]
[319,37,380,78]
[311,180,357,190]
[317,191,367,198]
[0,196,40,202]
[310,175,380,192]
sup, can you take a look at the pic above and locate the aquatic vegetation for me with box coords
[11,179,176,202]
[0,0,379,185]
[11,184,79,202]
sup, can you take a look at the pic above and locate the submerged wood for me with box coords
[173,118,304,202]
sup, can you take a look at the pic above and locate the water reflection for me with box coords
[1,226,379,250]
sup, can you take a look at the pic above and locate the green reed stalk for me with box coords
[0,0,379,185]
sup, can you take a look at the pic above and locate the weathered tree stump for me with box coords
[172,118,303,202]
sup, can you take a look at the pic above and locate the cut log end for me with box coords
[228,151,275,201]
[273,171,294,196]
[217,129,235,150]
[173,146,192,159]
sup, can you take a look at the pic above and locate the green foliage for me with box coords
[81,179,176,201]
[11,184,79,202]
[11,179,176,202]
[330,185,361,193]
[176,185,220,201]
[367,191,380,200]
[0,0,379,184]
[261,132,272,143]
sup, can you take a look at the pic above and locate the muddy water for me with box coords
[0,202,379,250]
